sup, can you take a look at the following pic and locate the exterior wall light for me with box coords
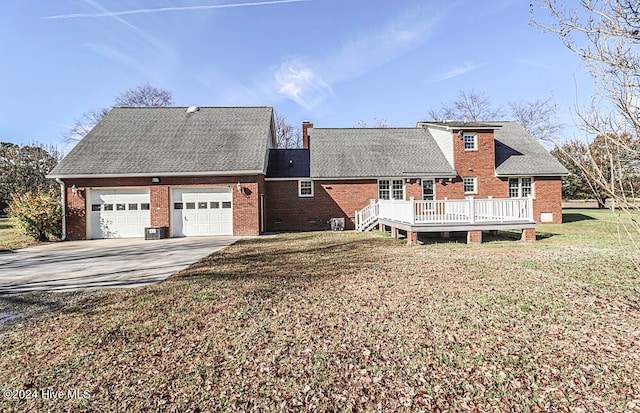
[71,184,78,197]
[151,177,160,183]
[236,182,243,193]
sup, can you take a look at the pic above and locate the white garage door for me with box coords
[172,188,233,236]
[89,189,151,239]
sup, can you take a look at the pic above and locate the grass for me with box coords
[0,217,36,251]
[0,209,639,411]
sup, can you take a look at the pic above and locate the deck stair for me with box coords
[355,200,379,231]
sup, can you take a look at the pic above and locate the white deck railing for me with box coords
[357,197,533,230]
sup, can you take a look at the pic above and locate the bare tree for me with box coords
[533,0,640,260]
[428,90,557,142]
[274,110,302,149]
[64,107,110,143]
[428,89,505,122]
[509,98,560,142]
[356,117,390,128]
[114,83,173,107]
[64,84,173,143]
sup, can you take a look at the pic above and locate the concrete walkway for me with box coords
[0,237,239,294]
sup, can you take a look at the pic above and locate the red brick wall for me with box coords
[65,185,87,240]
[265,175,563,231]
[60,175,264,240]
[150,186,170,227]
[265,179,379,231]
[431,129,562,224]
[232,178,263,236]
[532,177,563,224]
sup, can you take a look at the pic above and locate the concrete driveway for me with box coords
[0,237,239,294]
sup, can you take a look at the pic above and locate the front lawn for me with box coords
[0,217,36,251]
[0,209,638,411]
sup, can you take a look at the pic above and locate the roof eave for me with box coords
[495,172,570,178]
[308,173,459,180]
[418,122,502,131]
[46,170,265,180]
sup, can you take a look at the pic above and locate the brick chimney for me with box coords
[302,120,313,149]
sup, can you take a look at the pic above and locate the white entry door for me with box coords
[172,188,233,236]
[89,189,151,238]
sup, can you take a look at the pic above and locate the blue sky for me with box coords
[1,0,591,149]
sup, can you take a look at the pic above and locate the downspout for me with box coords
[55,178,66,241]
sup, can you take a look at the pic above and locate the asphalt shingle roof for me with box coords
[48,107,274,177]
[266,149,310,178]
[492,121,569,176]
[308,128,457,178]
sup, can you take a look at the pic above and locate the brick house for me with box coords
[48,107,568,240]
[266,121,568,232]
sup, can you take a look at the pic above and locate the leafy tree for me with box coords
[552,140,606,204]
[65,84,173,142]
[552,134,640,207]
[0,143,60,215]
[7,189,62,242]
[274,110,302,148]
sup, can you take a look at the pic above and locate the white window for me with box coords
[463,177,477,194]
[422,179,435,201]
[509,177,533,198]
[298,180,313,197]
[463,133,477,150]
[378,179,405,200]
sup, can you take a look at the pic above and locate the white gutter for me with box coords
[55,178,66,241]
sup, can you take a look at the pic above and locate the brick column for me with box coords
[407,230,418,245]
[391,227,398,239]
[467,230,482,244]
[521,228,536,242]
[150,186,170,227]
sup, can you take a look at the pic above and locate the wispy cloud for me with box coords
[264,4,450,109]
[57,0,177,81]
[42,0,309,20]
[432,62,484,82]
[273,57,333,109]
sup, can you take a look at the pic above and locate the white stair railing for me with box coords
[355,199,379,231]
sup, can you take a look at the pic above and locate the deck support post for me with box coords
[390,227,398,239]
[407,230,418,245]
[467,230,482,244]
[521,228,536,242]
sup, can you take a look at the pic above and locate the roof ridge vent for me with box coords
[186,106,200,113]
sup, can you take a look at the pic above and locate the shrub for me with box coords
[7,189,62,242]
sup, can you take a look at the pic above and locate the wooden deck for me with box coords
[355,197,536,244]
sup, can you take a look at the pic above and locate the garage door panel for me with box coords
[90,189,150,239]
[172,188,232,236]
